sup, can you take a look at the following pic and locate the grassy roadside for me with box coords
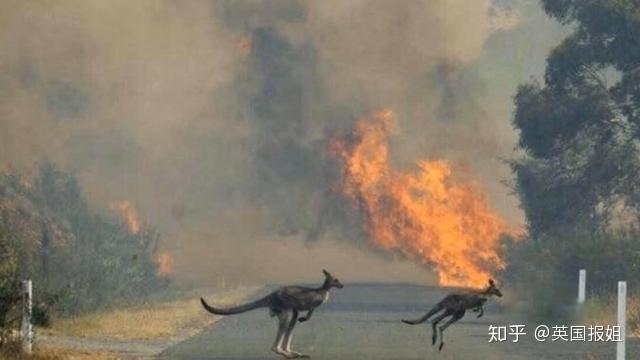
[38,286,260,341]
[0,344,118,360]
[579,294,640,337]
[1,286,262,359]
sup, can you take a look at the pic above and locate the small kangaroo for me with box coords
[201,269,344,359]
[402,279,503,351]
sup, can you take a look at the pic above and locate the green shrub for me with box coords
[0,227,20,331]
[500,227,640,322]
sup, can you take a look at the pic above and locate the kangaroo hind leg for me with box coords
[271,311,291,358]
[438,310,465,352]
[430,309,453,346]
[283,310,309,359]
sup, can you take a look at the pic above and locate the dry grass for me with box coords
[28,347,117,360]
[0,339,118,360]
[580,293,640,336]
[38,286,259,341]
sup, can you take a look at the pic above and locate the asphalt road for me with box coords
[160,283,635,360]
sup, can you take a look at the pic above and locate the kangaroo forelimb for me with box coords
[299,309,314,322]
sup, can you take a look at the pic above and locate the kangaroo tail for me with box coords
[402,303,443,325]
[200,295,271,315]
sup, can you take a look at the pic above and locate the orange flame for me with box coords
[331,110,507,287]
[155,250,175,277]
[109,200,141,235]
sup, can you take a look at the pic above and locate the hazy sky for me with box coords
[0,0,566,285]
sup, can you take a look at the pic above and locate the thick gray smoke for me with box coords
[0,0,563,285]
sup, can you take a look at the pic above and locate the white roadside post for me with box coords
[617,281,626,360]
[21,280,33,355]
[577,269,586,304]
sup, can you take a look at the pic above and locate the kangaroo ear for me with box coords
[322,269,331,277]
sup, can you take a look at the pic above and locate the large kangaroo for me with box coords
[201,269,344,359]
[402,279,502,351]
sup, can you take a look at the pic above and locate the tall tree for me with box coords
[513,0,640,237]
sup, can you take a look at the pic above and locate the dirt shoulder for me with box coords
[33,286,261,359]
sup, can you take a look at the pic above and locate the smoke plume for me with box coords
[0,0,558,285]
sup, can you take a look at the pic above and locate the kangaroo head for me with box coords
[485,279,502,297]
[322,269,344,289]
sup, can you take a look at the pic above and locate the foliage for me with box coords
[512,0,640,238]
[32,304,51,328]
[0,226,20,344]
[502,227,640,322]
[505,0,640,320]
[0,161,167,335]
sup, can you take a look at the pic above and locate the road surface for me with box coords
[160,283,636,359]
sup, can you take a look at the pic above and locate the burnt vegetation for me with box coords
[0,161,167,340]
[503,0,640,321]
